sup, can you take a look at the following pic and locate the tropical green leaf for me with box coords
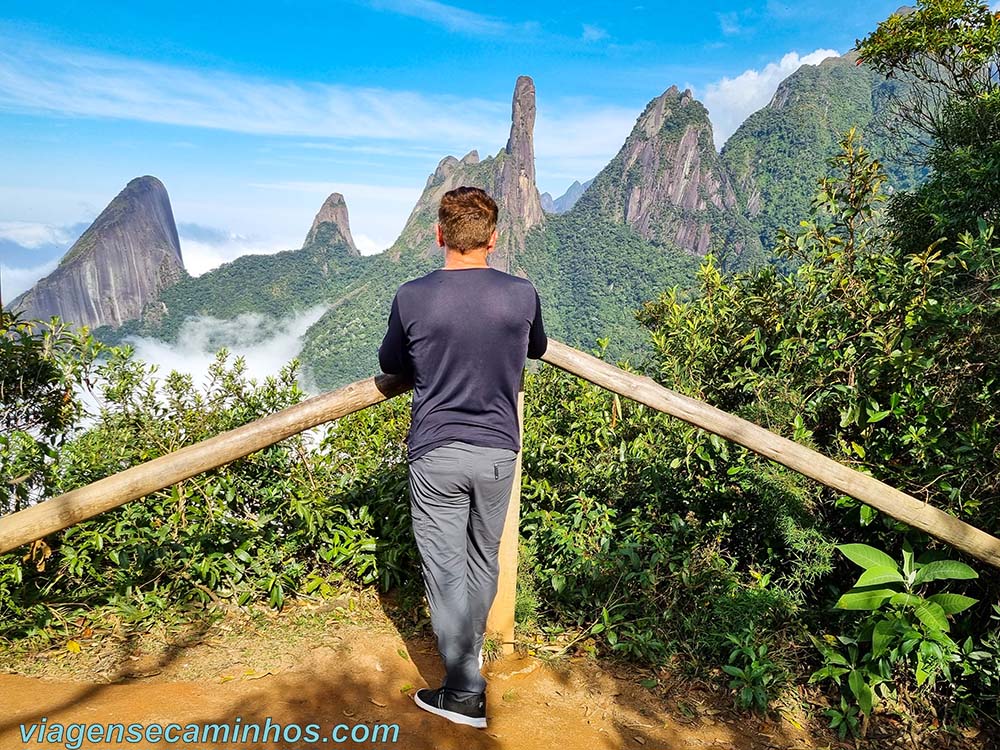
[927,593,978,615]
[855,566,904,587]
[902,541,914,578]
[913,600,950,632]
[836,544,898,572]
[913,560,978,585]
[871,619,894,658]
[836,587,896,610]
[848,670,874,715]
[890,592,923,608]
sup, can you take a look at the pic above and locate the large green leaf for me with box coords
[902,541,914,578]
[836,543,898,572]
[855,566,905,587]
[836,586,896,610]
[913,600,950,632]
[871,619,895,658]
[927,593,978,615]
[890,592,922,608]
[848,670,874,715]
[913,560,978,585]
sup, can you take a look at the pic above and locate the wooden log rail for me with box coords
[2,338,1000,575]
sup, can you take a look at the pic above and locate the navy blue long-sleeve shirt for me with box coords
[378,267,547,461]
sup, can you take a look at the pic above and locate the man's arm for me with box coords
[527,288,547,359]
[378,293,412,376]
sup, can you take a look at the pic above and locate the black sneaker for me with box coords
[413,687,487,729]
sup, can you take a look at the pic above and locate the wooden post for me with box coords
[540,339,1000,570]
[486,369,525,655]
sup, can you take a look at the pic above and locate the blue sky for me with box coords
[1,0,913,299]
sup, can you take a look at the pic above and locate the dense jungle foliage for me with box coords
[93,229,369,347]
[2,0,999,742]
[721,53,926,253]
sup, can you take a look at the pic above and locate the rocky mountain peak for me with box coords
[541,179,594,215]
[388,75,544,271]
[8,175,185,329]
[303,192,359,255]
[574,86,759,260]
[639,85,685,136]
[495,75,544,270]
[506,76,536,158]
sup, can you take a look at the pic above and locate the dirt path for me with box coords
[0,603,819,750]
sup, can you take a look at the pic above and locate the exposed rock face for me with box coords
[575,86,751,258]
[389,75,544,272]
[494,76,545,270]
[8,176,185,329]
[540,192,556,212]
[303,192,359,255]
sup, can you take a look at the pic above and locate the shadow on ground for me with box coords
[0,593,825,750]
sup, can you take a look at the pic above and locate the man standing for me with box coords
[378,186,547,729]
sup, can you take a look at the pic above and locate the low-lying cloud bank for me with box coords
[120,304,329,392]
[177,224,301,277]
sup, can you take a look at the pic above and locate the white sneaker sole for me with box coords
[413,691,487,729]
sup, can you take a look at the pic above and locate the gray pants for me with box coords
[408,440,518,697]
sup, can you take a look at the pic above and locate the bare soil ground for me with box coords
[0,593,989,750]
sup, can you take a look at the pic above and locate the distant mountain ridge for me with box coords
[541,179,594,214]
[95,190,367,346]
[388,75,544,273]
[303,193,358,255]
[18,56,929,390]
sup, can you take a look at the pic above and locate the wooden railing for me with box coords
[2,338,999,650]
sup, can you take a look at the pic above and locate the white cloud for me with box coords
[365,0,511,35]
[1,258,59,300]
[178,233,300,277]
[717,11,745,36]
[353,234,385,256]
[582,24,608,42]
[0,221,74,248]
[0,37,508,146]
[701,48,841,148]
[121,305,330,396]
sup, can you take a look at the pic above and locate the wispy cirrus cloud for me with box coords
[363,0,514,35]
[0,36,508,147]
[717,11,747,36]
[582,24,608,42]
